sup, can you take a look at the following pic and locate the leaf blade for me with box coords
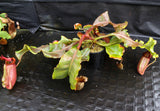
[139,37,159,59]
[15,35,78,60]
[0,20,6,30]
[105,36,124,60]
[0,31,11,39]
[81,48,90,62]
[52,48,82,90]
[93,11,110,27]
[113,31,140,47]
[105,44,124,60]
[15,44,39,60]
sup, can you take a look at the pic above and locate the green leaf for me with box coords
[105,37,124,60]
[139,37,159,59]
[0,31,11,39]
[15,36,78,60]
[73,38,79,42]
[41,44,67,58]
[48,35,73,52]
[48,42,66,53]
[81,48,90,62]
[0,13,7,18]
[52,48,82,90]
[59,35,72,44]
[0,20,6,30]
[105,44,124,60]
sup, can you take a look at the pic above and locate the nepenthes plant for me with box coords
[15,11,159,91]
[0,13,20,45]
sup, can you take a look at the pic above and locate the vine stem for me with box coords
[147,58,157,68]
[77,26,96,50]
[77,35,85,49]
[94,33,114,41]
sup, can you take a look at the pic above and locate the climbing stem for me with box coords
[94,33,114,41]
[77,35,85,49]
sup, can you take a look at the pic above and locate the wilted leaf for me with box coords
[76,76,88,90]
[15,43,75,60]
[15,44,40,60]
[110,21,128,32]
[93,11,110,27]
[7,18,17,39]
[77,32,83,39]
[74,23,82,30]
[52,48,82,90]
[116,61,124,70]
[0,13,19,40]
[0,38,7,45]
[114,31,140,47]
[15,36,78,60]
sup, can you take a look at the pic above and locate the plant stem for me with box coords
[77,35,85,49]
[94,33,114,41]
[77,26,95,49]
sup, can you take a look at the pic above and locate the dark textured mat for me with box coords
[0,30,160,111]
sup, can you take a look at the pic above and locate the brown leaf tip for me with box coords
[76,76,88,90]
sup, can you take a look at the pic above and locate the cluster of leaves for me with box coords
[0,13,19,45]
[15,11,159,90]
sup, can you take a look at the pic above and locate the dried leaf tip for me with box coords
[74,23,82,30]
[76,76,88,91]
[116,61,124,70]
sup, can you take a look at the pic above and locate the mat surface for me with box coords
[0,30,160,111]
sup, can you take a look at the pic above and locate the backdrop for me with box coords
[0,1,160,38]
[0,1,160,111]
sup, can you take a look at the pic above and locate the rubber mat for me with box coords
[0,30,160,111]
